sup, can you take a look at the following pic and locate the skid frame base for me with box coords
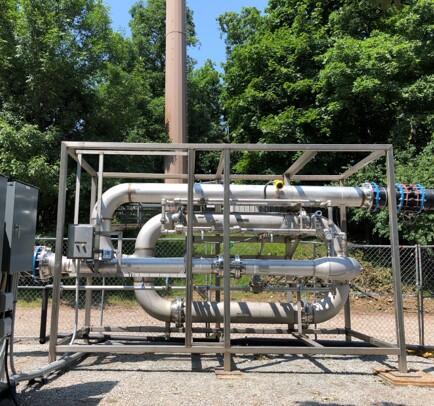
[375,368,434,387]
[55,328,400,359]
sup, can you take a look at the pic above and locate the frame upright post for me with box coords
[97,154,106,326]
[49,143,69,362]
[340,205,351,343]
[386,148,407,372]
[223,149,232,371]
[70,154,82,344]
[185,149,195,347]
[84,176,98,328]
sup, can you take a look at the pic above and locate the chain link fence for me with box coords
[347,245,420,346]
[419,246,434,347]
[13,239,434,355]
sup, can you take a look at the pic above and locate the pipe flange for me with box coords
[302,303,315,325]
[171,297,185,325]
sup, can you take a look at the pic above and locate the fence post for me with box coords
[416,245,425,347]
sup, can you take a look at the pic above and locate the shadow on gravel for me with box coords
[295,403,407,406]
[68,353,419,376]
[18,380,118,406]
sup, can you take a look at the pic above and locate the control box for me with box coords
[3,181,38,274]
[67,224,94,259]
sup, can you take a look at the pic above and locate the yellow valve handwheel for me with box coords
[273,179,284,190]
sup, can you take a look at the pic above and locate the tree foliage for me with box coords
[0,0,432,242]
[0,0,223,230]
[220,0,434,242]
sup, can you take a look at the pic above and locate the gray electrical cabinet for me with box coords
[3,181,38,274]
[0,176,6,266]
[67,224,94,259]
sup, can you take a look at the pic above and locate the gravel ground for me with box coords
[10,299,434,405]
[14,351,434,406]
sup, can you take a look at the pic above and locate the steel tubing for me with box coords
[91,183,372,226]
[132,214,357,325]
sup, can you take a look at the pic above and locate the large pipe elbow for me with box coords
[134,282,349,325]
[134,279,175,323]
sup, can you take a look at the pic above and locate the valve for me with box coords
[249,275,265,294]
[273,179,284,190]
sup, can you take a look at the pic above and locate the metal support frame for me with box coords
[185,150,195,347]
[49,143,68,362]
[284,151,316,183]
[386,149,407,372]
[84,176,97,329]
[223,149,231,371]
[340,205,352,343]
[46,142,407,373]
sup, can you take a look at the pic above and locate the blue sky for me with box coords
[104,1,268,68]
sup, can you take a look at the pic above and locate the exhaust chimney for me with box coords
[165,0,187,182]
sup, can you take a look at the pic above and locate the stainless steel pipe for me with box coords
[135,280,350,324]
[43,255,361,281]
[132,214,358,325]
[91,183,371,227]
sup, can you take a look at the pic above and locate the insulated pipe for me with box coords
[133,215,356,325]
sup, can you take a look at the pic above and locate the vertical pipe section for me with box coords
[185,149,195,347]
[223,149,232,372]
[386,148,407,372]
[165,0,187,180]
[49,142,68,362]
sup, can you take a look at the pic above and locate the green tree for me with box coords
[0,0,119,228]
[0,0,117,136]
[220,0,434,242]
[0,0,225,231]
[122,0,224,152]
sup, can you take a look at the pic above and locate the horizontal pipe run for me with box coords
[51,256,361,281]
[92,183,372,224]
[19,285,333,293]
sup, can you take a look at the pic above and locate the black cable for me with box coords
[4,339,19,406]
[352,284,378,300]
[263,180,273,199]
